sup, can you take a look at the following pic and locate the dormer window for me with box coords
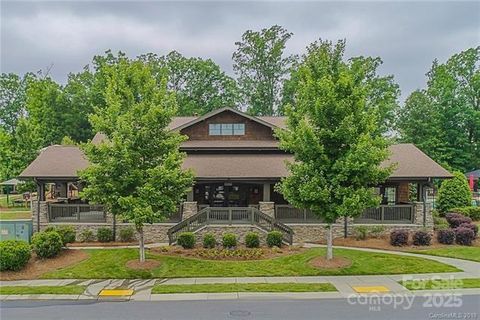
[209,123,245,136]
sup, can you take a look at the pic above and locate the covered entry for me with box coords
[193,182,264,207]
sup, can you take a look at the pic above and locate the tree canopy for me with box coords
[397,47,480,172]
[276,40,393,259]
[80,56,194,261]
[233,25,296,116]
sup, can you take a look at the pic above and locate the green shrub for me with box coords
[451,207,480,221]
[119,227,135,242]
[202,233,216,249]
[222,233,237,249]
[56,226,76,245]
[96,228,113,242]
[0,240,31,271]
[369,226,386,238]
[32,231,63,258]
[79,229,95,242]
[437,172,472,213]
[245,232,260,248]
[178,232,196,249]
[354,226,368,240]
[266,231,283,247]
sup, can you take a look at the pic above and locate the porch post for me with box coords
[263,183,271,202]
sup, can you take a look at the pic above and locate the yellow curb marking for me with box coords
[99,289,134,296]
[352,286,390,293]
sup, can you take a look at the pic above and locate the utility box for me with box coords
[0,220,33,243]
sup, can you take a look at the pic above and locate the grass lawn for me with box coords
[42,247,460,279]
[0,210,31,220]
[0,194,24,208]
[400,278,480,290]
[152,283,337,294]
[409,247,480,262]
[0,285,86,295]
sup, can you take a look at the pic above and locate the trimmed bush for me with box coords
[437,172,472,213]
[119,227,135,242]
[451,207,480,221]
[369,226,386,238]
[177,232,196,249]
[437,229,455,245]
[266,231,283,248]
[245,232,260,248]
[413,230,431,246]
[79,229,95,242]
[56,226,76,245]
[202,233,216,249]
[222,233,237,249]
[97,228,113,242]
[390,229,409,246]
[32,231,63,258]
[458,223,478,237]
[455,227,475,246]
[354,226,368,240]
[0,240,31,271]
[445,213,472,228]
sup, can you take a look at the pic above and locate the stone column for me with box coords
[182,201,198,220]
[413,201,433,229]
[259,201,275,218]
[32,201,48,232]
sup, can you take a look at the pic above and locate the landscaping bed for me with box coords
[67,241,138,247]
[150,245,305,261]
[0,249,89,281]
[151,283,337,294]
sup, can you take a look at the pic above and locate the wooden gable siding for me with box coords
[180,110,276,140]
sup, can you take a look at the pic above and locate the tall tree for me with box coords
[277,40,392,260]
[140,51,238,115]
[80,55,194,262]
[397,47,480,172]
[283,54,399,134]
[233,25,296,116]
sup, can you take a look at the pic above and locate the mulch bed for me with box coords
[150,245,306,261]
[0,249,89,280]
[126,259,161,270]
[309,256,352,269]
[315,235,480,251]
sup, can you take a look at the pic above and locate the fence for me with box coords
[354,204,414,224]
[48,204,106,222]
[274,205,323,223]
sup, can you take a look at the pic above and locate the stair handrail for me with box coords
[167,207,209,244]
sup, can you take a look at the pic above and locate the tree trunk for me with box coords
[138,227,145,263]
[326,224,333,260]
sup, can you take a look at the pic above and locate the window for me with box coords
[209,123,245,136]
[233,123,245,135]
[209,124,221,135]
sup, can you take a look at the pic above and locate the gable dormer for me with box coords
[176,107,279,141]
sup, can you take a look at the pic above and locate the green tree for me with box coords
[233,25,296,116]
[276,40,393,260]
[398,47,480,172]
[80,56,194,262]
[140,51,238,115]
[437,171,472,213]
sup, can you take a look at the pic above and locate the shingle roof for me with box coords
[382,144,452,179]
[19,143,452,180]
[181,140,279,150]
[19,146,89,178]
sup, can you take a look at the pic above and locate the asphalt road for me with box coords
[1,295,480,320]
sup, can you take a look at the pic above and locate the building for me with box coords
[20,107,453,244]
